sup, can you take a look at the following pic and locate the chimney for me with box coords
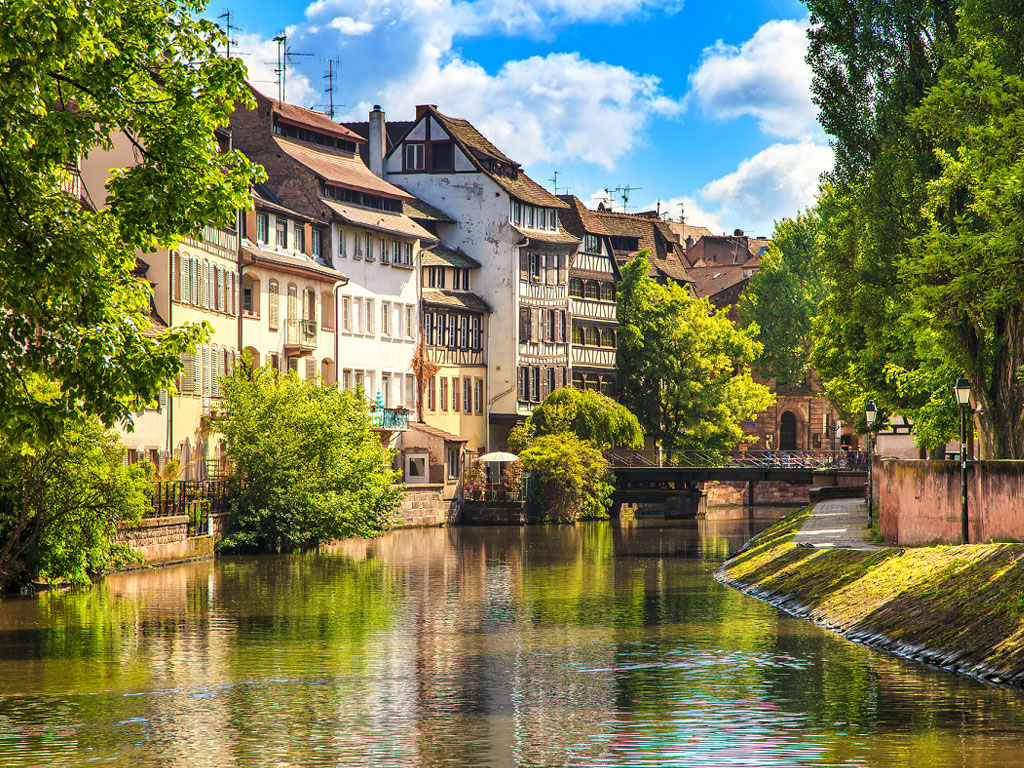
[685,235,694,251]
[733,228,745,237]
[415,104,437,120]
[369,104,386,178]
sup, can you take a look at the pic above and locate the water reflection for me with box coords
[1,508,1024,767]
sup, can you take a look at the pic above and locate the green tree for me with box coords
[0,0,261,447]
[529,387,644,449]
[0,401,150,591]
[518,434,614,521]
[617,253,774,451]
[739,210,826,386]
[215,368,402,551]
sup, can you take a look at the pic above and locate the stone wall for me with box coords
[876,457,1024,545]
[703,480,811,507]
[461,501,529,525]
[115,516,214,566]
[396,485,459,528]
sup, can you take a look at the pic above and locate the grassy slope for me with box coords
[717,507,1024,684]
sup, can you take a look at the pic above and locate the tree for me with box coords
[739,210,826,386]
[0,0,261,447]
[0,401,151,591]
[215,368,402,551]
[518,434,614,521]
[529,387,644,449]
[617,253,774,451]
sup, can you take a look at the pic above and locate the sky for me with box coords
[207,0,830,238]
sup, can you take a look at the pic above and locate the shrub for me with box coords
[519,434,614,522]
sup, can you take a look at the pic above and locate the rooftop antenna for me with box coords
[677,202,686,225]
[319,58,343,118]
[656,199,662,218]
[608,185,641,211]
[271,33,313,102]
[549,171,560,195]
[218,10,239,59]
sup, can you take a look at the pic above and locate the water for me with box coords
[2,509,1024,767]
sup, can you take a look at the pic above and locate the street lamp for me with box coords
[954,375,971,544]
[865,400,877,529]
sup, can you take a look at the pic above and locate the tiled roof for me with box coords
[273,138,412,200]
[665,221,715,245]
[242,241,348,282]
[426,108,568,209]
[423,289,492,313]
[687,265,749,299]
[342,119,415,164]
[512,225,580,247]
[258,89,364,143]
[320,199,437,242]
[399,190,455,224]
[591,208,692,285]
[409,420,468,443]
[421,243,482,269]
[557,195,612,237]
[252,184,326,224]
[689,235,765,267]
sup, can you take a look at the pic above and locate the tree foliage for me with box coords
[529,387,644,449]
[518,434,614,522]
[0,397,150,591]
[0,0,261,447]
[617,253,774,451]
[215,368,402,552]
[806,0,1024,456]
[739,210,826,386]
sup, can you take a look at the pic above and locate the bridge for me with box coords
[605,449,868,516]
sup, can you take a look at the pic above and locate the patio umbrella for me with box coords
[478,451,519,463]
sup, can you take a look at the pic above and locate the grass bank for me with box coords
[716,506,1024,687]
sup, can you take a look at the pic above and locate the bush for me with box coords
[215,368,402,551]
[519,433,614,522]
[0,415,149,590]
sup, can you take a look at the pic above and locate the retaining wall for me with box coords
[397,485,459,527]
[703,480,811,507]
[876,457,1024,545]
[115,516,214,566]
[461,501,529,525]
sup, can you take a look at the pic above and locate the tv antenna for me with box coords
[549,171,560,195]
[604,186,641,212]
[271,34,313,102]
[218,10,239,59]
[677,201,686,225]
[318,59,344,118]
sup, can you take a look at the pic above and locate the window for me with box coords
[530,367,540,402]
[365,298,375,334]
[529,253,541,282]
[586,327,600,346]
[312,229,322,259]
[432,141,453,171]
[257,214,269,244]
[392,240,400,265]
[382,301,391,336]
[365,233,373,262]
[527,207,535,228]
[341,296,352,332]
[353,230,362,259]
[572,372,584,389]
[512,201,522,225]
[276,219,287,249]
[585,281,600,299]
[569,278,583,297]
[459,315,469,348]
[601,328,616,347]
[440,377,448,411]
[339,228,347,258]
[463,378,472,414]
[424,311,435,345]
[474,379,483,413]
[406,376,416,410]
[403,242,413,266]
[381,238,391,264]
[287,284,298,323]
[573,326,584,345]
[452,376,460,412]
[448,314,458,347]
[303,288,316,323]
[294,226,305,254]
[546,310,555,342]
[405,306,414,338]
[519,367,530,401]
[342,369,352,390]
[268,281,279,329]
[471,315,482,349]
[538,209,546,229]
[601,282,616,302]
[405,142,425,170]
[447,447,460,480]
[547,368,555,394]
[584,234,600,253]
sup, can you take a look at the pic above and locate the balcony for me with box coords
[370,407,409,431]
[284,319,317,354]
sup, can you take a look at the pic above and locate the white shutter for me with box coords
[170,252,177,302]
[158,388,168,412]
[218,267,225,312]
[233,273,240,316]
[192,350,200,394]
[180,353,193,394]
[180,257,190,304]
[212,347,220,399]
[192,258,200,305]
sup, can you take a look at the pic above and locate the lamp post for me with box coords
[954,375,972,544]
[865,400,877,528]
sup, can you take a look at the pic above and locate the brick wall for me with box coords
[877,457,1024,545]
[396,485,459,528]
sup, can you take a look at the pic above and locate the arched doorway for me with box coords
[779,411,798,450]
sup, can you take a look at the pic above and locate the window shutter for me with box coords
[180,353,193,394]
[202,345,211,397]
[180,256,189,304]
[305,357,315,379]
[159,388,168,412]
[170,252,177,302]
[212,348,220,399]
[519,250,529,280]
[218,267,225,312]
[532,308,540,342]
[541,367,550,398]
[518,306,530,340]
[234,273,240,316]
[192,350,201,395]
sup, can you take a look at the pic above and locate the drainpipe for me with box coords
[331,278,345,384]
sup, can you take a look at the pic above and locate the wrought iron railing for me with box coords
[285,318,317,348]
[370,407,409,430]
[149,479,236,536]
[605,449,869,471]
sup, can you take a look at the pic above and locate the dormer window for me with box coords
[276,219,287,249]
[405,143,425,171]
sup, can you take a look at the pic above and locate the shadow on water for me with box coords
[2,505,1024,767]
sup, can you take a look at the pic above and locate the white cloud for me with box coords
[698,141,833,234]
[233,0,683,168]
[688,18,818,139]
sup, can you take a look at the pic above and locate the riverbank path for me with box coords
[791,498,889,551]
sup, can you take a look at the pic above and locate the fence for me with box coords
[605,449,869,471]
[150,479,235,536]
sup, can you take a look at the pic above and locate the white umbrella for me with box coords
[479,451,519,463]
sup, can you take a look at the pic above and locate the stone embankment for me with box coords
[716,498,1024,688]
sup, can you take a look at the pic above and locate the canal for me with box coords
[2,509,1024,767]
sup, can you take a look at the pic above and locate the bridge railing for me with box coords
[606,449,869,471]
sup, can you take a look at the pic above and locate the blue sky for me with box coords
[208,0,830,237]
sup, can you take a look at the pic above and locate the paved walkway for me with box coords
[791,498,888,551]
